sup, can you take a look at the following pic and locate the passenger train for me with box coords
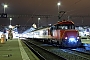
[25,20,81,47]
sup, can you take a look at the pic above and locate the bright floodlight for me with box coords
[10,18,12,20]
[57,2,61,6]
[9,25,12,28]
[3,4,8,13]
[4,4,8,8]
[38,18,40,20]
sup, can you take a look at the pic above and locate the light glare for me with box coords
[69,38,76,43]
[4,5,8,8]
[10,18,12,20]
[65,37,67,39]
[38,18,40,20]
[9,25,12,28]
[57,2,61,6]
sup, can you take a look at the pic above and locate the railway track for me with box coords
[23,39,90,60]
[59,49,90,60]
[75,48,90,54]
[22,40,66,60]
[70,48,90,59]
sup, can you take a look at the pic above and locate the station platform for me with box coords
[0,39,39,60]
[81,38,90,44]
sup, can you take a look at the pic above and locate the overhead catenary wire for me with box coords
[65,0,83,19]
[20,0,45,32]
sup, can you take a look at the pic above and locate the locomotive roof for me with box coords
[54,20,74,25]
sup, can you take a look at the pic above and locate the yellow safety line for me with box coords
[18,39,30,60]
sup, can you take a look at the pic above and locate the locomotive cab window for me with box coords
[55,24,75,30]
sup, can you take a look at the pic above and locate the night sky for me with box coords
[0,0,90,27]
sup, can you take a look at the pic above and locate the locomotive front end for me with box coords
[62,30,81,47]
[50,20,82,48]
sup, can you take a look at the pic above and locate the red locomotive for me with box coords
[49,20,81,47]
[27,20,81,47]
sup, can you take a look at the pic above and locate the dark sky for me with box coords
[0,0,90,27]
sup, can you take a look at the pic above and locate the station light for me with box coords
[9,25,13,28]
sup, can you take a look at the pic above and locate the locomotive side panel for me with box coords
[52,30,64,40]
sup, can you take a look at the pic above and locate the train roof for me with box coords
[54,20,74,25]
[30,26,50,32]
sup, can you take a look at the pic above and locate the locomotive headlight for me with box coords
[77,37,79,39]
[69,38,76,43]
[69,38,75,41]
[65,37,68,39]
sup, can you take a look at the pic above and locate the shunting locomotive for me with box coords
[49,20,81,47]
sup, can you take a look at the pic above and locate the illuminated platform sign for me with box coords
[0,13,7,18]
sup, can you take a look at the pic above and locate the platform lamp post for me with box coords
[38,18,40,28]
[57,2,61,13]
[9,18,13,29]
[57,2,61,21]
[10,18,12,25]
[3,4,8,13]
